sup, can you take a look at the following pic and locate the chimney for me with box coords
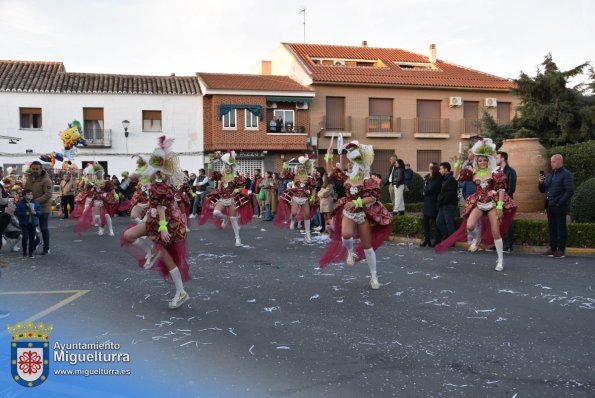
[361,40,368,47]
[429,44,436,64]
[261,60,272,76]
[170,73,176,77]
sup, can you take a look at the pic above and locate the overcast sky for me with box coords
[1,0,593,84]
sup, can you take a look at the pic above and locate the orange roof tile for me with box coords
[197,72,313,92]
[283,43,515,90]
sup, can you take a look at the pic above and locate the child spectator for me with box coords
[15,189,41,258]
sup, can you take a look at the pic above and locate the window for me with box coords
[20,108,42,129]
[416,100,441,133]
[245,110,259,130]
[497,102,511,124]
[417,150,442,172]
[463,101,480,135]
[143,110,162,131]
[223,109,237,129]
[83,107,104,133]
[326,97,345,130]
[369,98,393,132]
[273,110,295,132]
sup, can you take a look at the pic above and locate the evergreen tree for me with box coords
[511,54,594,147]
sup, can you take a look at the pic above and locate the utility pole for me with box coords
[299,7,306,43]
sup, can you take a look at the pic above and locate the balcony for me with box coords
[83,129,112,147]
[267,121,306,134]
[413,117,450,138]
[322,114,352,132]
[459,118,480,138]
[366,116,402,138]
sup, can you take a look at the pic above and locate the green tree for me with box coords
[511,53,594,147]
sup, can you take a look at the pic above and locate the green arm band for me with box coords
[324,153,333,161]
[352,197,363,209]
[158,220,168,232]
[282,162,289,169]
[454,160,463,168]
[496,200,504,210]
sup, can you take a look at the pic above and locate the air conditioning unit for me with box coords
[334,60,346,66]
[485,98,497,108]
[295,102,309,110]
[449,96,462,107]
[266,101,277,109]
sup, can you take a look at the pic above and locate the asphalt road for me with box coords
[0,216,594,398]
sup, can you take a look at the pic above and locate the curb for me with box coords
[389,235,595,257]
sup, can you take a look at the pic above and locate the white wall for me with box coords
[0,92,204,175]
[270,44,313,86]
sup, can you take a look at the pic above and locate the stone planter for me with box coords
[499,138,548,212]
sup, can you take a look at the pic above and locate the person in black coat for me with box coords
[436,162,459,243]
[420,163,442,247]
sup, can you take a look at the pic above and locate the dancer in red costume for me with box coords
[319,141,393,289]
[74,163,118,236]
[273,155,319,243]
[199,151,252,246]
[175,180,193,233]
[121,136,190,309]
[435,138,516,271]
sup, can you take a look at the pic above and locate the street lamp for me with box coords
[122,120,130,138]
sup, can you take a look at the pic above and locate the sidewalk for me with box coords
[389,235,595,257]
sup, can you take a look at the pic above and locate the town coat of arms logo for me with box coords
[8,321,52,387]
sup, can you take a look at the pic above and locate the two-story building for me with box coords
[197,72,314,176]
[255,42,519,174]
[0,60,203,177]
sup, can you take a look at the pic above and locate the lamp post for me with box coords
[122,120,130,153]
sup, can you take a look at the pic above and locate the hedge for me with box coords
[392,215,595,248]
[570,177,595,222]
[384,202,423,213]
[548,140,595,187]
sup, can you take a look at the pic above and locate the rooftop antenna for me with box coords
[299,7,306,43]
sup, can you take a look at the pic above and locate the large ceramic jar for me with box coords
[499,138,548,212]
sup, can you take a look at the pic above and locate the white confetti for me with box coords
[309,294,320,300]
[246,299,256,303]
[249,345,255,355]
[276,346,290,350]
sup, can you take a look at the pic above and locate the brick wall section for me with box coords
[310,85,520,171]
[203,94,310,151]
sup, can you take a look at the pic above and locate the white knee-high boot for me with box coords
[105,214,114,236]
[168,267,189,309]
[342,237,355,266]
[289,215,295,230]
[494,238,504,271]
[94,215,103,235]
[230,216,242,246]
[364,248,379,289]
[304,219,311,242]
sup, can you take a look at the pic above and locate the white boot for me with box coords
[304,219,311,243]
[342,237,355,266]
[289,216,295,230]
[168,267,189,309]
[94,215,103,235]
[105,214,114,236]
[494,238,504,271]
[364,248,379,289]
[230,216,242,247]
[467,226,479,252]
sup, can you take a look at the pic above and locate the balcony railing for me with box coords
[268,122,305,134]
[367,115,393,132]
[83,128,112,147]
[323,115,352,131]
[461,118,480,135]
[414,117,446,134]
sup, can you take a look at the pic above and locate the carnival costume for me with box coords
[273,155,320,243]
[319,141,392,289]
[435,138,517,271]
[127,156,151,223]
[120,136,190,309]
[175,180,193,232]
[199,151,253,247]
[74,163,118,236]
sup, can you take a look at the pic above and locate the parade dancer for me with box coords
[435,138,516,271]
[121,136,190,309]
[74,163,118,236]
[199,151,252,246]
[274,155,319,243]
[319,141,393,289]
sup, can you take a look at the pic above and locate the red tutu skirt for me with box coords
[199,192,253,228]
[318,208,392,268]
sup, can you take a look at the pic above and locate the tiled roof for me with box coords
[0,60,200,95]
[197,72,313,92]
[283,43,515,90]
